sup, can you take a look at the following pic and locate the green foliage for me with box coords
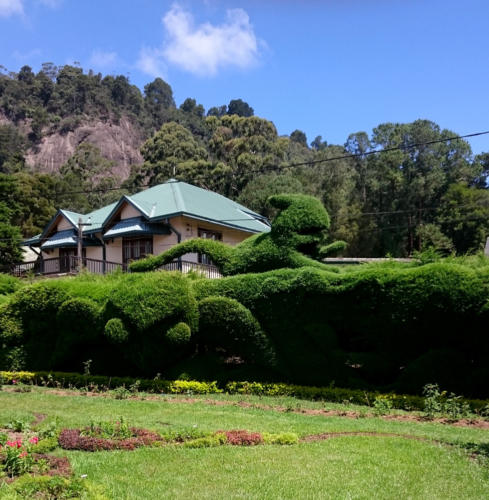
[183,433,227,449]
[132,193,341,275]
[0,125,26,173]
[112,386,131,400]
[58,143,121,213]
[129,239,234,273]
[198,296,275,365]
[262,432,299,445]
[372,395,393,416]
[227,99,254,117]
[166,322,191,346]
[4,255,489,395]
[32,436,59,453]
[104,318,129,343]
[422,383,471,421]
[56,297,101,351]
[10,475,94,500]
[0,273,21,295]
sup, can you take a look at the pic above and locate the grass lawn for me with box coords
[0,388,488,499]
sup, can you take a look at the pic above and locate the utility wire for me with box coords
[49,129,489,197]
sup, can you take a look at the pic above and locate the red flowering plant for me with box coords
[0,434,53,479]
[1,439,34,478]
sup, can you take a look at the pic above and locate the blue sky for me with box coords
[1,0,488,153]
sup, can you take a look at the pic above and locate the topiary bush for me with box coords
[101,272,198,375]
[104,318,129,344]
[198,296,275,366]
[130,193,342,275]
[165,322,191,346]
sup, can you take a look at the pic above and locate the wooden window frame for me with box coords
[197,227,222,265]
[122,236,153,265]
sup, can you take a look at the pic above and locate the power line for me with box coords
[49,129,489,197]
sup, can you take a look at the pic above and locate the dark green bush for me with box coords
[101,272,198,375]
[2,257,489,395]
[198,296,275,365]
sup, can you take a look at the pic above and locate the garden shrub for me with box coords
[53,298,102,368]
[198,296,275,365]
[131,194,342,275]
[101,272,198,375]
[182,433,227,449]
[9,475,105,500]
[104,318,129,344]
[262,432,299,445]
[165,322,191,346]
[58,427,162,452]
[33,436,59,453]
[3,254,489,395]
[0,273,21,296]
[5,283,68,370]
[160,427,212,443]
[219,430,263,446]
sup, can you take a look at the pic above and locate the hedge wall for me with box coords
[1,371,488,413]
[1,261,489,397]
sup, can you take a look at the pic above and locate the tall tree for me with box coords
[227,99,254,117]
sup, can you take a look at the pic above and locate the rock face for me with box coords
[22,116,144,179]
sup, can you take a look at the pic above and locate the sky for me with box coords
[1,0,488,153]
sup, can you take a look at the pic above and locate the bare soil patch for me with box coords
[6,386,489,430]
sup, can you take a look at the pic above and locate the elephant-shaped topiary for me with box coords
[100,272,275,375]
[129,194,347,275]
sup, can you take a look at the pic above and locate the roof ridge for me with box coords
[170,180,186,213]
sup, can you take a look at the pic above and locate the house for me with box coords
[18,179,270,276]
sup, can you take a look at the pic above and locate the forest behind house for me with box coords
[1,63,489,265]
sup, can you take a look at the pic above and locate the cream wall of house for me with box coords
[85,246,103,260]
[105,239,123,264]
[41,248,59,259]
[161,215,252,263]
[120,204,142,220]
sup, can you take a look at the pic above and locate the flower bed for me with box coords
[58,427,163,452]
[0,436,70,481]
[219,430,263,446]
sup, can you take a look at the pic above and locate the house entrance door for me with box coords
[59,248,76,272]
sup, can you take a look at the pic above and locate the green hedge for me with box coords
[1,371,488,413]
[2,261,489,396]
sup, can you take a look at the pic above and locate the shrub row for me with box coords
[2,371,488,412]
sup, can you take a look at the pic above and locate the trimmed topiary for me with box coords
[130,193,343,275]
[198,296,275,365]
[165,322,191,346]
[104,318,129,343]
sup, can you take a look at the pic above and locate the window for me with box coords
[123,237,153,264]
[197,228,222,265]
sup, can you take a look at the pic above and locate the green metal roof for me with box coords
[29,180,270,245]
[83,202,118,233]
[130,179,270,233]
[60,210,83,227]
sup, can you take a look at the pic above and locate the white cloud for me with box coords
[137,3,261,78]
[0,0,23,17]
[136,46,167,78]
[89,49,118,69]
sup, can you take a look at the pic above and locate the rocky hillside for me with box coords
[23,116,143,179]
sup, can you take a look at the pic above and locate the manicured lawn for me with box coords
[1,388,488,499]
